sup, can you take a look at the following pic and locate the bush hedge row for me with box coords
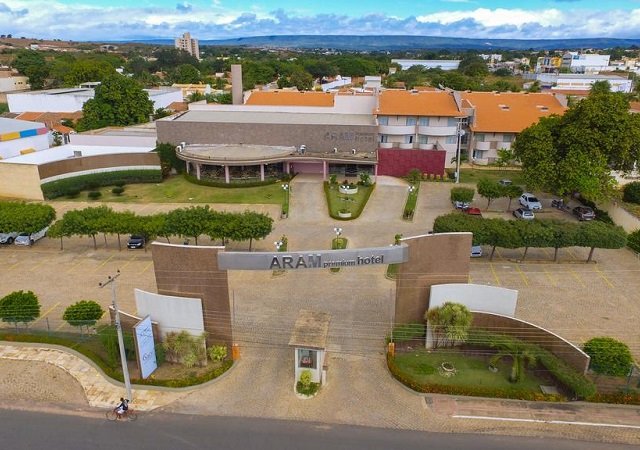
[184,174,283,189]
[41,170,162,199]
[628,229,640,253]
[622,181,640,204]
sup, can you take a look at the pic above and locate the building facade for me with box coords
[175,32,200,60]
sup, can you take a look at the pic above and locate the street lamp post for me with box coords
[281,183,289,218]
[454,120,466,184]
[274,240,283,252]
[333,227,343,248]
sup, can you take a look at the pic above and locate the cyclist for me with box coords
[115,397,129,419]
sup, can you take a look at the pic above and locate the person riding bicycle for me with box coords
[115,397,129,418]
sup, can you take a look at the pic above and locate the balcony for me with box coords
[398,143,415,149]
[417,125,457,136]
[379,142,393,149]
[378,124,416,135]
[475,141,491,151]
[496,141,512,150]
[419,143,436,150]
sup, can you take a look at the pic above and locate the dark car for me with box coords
[573,206,595,221]
[127,235,145,249]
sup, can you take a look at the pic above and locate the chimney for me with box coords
[231,64,243,105]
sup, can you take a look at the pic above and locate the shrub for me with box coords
[87,191,102,200]
[583,337,634,376]
[184,173,278,188]
[450,187,475,204]
[62,300,104,331]
[628,229,640,253]
[588,391,640,405]
[407,168,422,184]
[299,369,312,388]
[622,181,640,204]
[97,325,135,366]
[208,344,228,362]
[66,190,81,199]
[0,290,40,330]
[111,186,125,195]
[41,170,162,199]
[162,331,207,367]
[296,369,320,396]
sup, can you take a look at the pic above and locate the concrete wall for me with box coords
[472,311,591,374]
[377,148,446,176]
[429,284,518,317]
[7,92,86,113]
[600,201,640,234]
[38,152,160,181]
[151,242,232,347]
[134,289,205,338]
[0,134,50,160]
[157,121,378,153]
[70,134,157,148]
[395,232,472,324]
[0,163,44,200]
[147,89,183,110]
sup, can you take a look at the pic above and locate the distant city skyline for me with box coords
[0,0,639,41]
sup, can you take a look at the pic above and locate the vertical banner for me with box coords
[133,315,157,379]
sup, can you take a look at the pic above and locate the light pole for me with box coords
[281,183,289,218]
[274,240,283,252]
[333,227,343,247]
[455,119,466,184]
[99,270,132,402]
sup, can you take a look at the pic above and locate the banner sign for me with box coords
[133,315,157,379]
[218,245,408,270]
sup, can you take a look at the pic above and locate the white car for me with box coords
[519,193,542,210]
[0,232,18,244]
[14,227,48,246]
[513,208,535,220]
[470,245,483,258]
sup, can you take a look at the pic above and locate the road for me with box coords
[0,408,636,450]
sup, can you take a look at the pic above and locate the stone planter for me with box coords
[338,211,352,218]
[339,185,358,195]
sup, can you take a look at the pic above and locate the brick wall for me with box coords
[377,148,446,177]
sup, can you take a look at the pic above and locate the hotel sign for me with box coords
[217,245,408,270]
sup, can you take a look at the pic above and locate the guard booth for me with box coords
[288,310,331,385]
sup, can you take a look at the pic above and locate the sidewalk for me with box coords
[0,343,185,411]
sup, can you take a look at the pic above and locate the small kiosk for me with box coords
[289,310,331,385]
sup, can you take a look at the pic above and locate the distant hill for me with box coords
[131,35,640,51]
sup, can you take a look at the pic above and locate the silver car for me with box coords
[0,232,18,244]
[513,208,535,220]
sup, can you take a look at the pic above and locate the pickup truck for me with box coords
[0,232,19,244]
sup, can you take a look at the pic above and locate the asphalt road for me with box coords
[0,408,636,450]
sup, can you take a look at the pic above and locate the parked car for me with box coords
[470,245,483,258]
[498,179,513,186]
[453,201,471,210]
[464,207,482,217]
[14,227,48,246]
[0,232,18,245]
[513,208,535,220]
[519,193,542,210]
[127,235,146,249]
[573,206,596,221]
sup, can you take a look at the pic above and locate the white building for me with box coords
[0,118,50,160]
[364,76,382,90]
[551,74,633,93]
[561,53,610,73]
[391,59,461,71]
[7,87,183,113]
[0,73,29,93]
[175,32,200,60]
[320,76,352,92]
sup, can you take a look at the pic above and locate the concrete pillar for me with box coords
[374,164,378,183]
[231,64,243,105]
[285,161,291,174]
[322,161,327,180]
[225,166,230,184]
[196,163,201,180]
[260,164,265,181]
[185,161,190,174]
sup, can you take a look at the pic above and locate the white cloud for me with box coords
[0,1,639,41]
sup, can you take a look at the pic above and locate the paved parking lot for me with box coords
[1,178,639,360]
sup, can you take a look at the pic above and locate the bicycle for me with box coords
[106,407,138,422]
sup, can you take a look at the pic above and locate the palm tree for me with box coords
[488,335,536,383]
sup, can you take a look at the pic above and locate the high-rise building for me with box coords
[175,32,200,60]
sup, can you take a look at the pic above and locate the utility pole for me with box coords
[99,270,132,401]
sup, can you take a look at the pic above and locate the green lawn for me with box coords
[403,184,419,220]
[394,349,545,392]
[324,182,375,220]
[52,175,283,204]
[459,168,525,186]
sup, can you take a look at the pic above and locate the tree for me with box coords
[289,69,313,91]
[583,337,633,377]
[77,75,153,131]
[236,211,273,250]
[425,302,472,349]
[503,184,523,211]
[450,187,474,204]
[205,92,232,104]
[0,201,56,234]
[11,50,49,89]
[458,55,489,77]
[514,220,554,261]
[488,333,536,383]
[172,64,201,84]
[0,290,40,331]
[63,300,104,333]
[61,206,113,250]
[477,178,504,210]
[549,220,579,262]
[575,221,627,263]
[165,206,215,245]
[512,117,561,194]
[155,142,183,175]
[64,59,117,86]
[495,148,516,168]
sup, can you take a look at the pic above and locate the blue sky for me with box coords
[1,0,639,41]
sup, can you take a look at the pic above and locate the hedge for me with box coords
[622,181,640,204]
[184,173,283,188]
[628,229,640,253]
[41,170,162,199]
[588,391,640,405]
[0,332,233,388]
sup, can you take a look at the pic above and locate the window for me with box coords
[419,117,429,126]
[404,135,414,144]
[473,150,485,160]
[379,134,388,143]
[503,134,513,143]
[448,118,458,127]
[406,117,417,126]
[378,116,388,126]
[476,133,485,142]
[418,135,428,144]
[445,136,457,145]
[298,349,317,369]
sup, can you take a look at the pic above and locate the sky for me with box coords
[1,0,639,41]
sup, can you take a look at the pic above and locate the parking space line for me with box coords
[594,265,615,289]
[489,263,501,286]
[141,261,154,273]
[515,265,529,287]
[119,255,137,270]
[94,254,115,271]
[542,267,557,287]
[29,256,51,272]
[568,268,586,287]
[567,248,579,260]
[34,302,60,324]
[55,322,66,331]
[65,259,85,273]
[8,260,21,270]
[495,248,504,260]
